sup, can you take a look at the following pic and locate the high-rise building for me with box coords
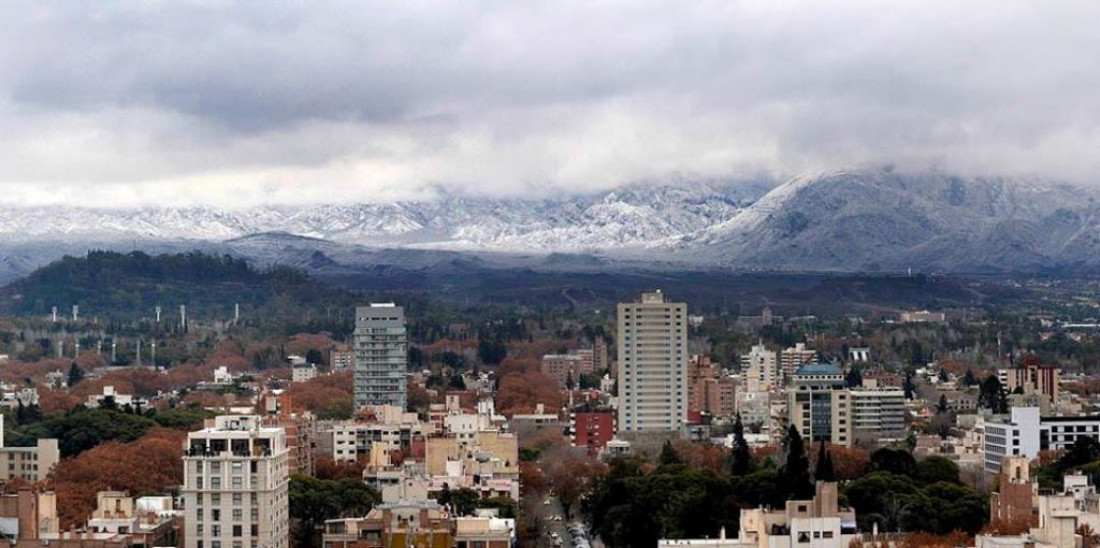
[617,290,688,433]
[741,343,779,392]
[780,343,818,382]
[787,364,851,446]
[354,304,408,411]
[182,416,290,548]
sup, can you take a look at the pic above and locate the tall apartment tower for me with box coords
[354,304,408,411]
[182,416,290,548]
[741,343,779,392]
[617,290,688,433]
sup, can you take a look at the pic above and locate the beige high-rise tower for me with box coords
[183,416,290,548]
[617,290,688,433]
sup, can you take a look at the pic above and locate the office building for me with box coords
[1000,356,1061,402]
[982,407,1100,475]
[779,343,818,382]
[617,291,688,433]
[354,304,408,411]
[182,416,290,548]
[787,364,851,447]
[848,388,906,439]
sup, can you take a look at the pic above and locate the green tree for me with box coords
[477,338,507,366]
[845,364,863,388]
[815,441,836,482]
[305,348,324,365]
[915,456,961,485]
[659,440,682,466]
[936,394,948,414]
[780,425,813,500]
[729,414,755,476]
[67,362,85,387]
[871,447,917,477]
[962,368,978,386]
[289,475,379,548]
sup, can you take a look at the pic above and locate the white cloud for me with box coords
[0,0,1095,206]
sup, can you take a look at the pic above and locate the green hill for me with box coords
[0,250,354,322]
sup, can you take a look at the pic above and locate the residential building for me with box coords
[318,410,429,464]
[848,388,906,440]
[453,516,514,548]
[182,415,290,548]
[322,501,452,548]
[0,415,59,482]
[354,304,408,411]
[258,392,316,476]
[1000,356,1060,402]
[900,310,947,323]
[85,491,180,548]
[617,290,688,433]
[707,481,859,547]
[291,365,317,383]
[779,343,818,382]
[787,364,852,447]
[330,350,354,371]
[741,344,778,392]
[541,354,581,388]
[86,385,147,410]
[572,410,615,454]
[990,457,1035,528]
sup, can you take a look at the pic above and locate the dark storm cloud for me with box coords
[0,1,1095,206]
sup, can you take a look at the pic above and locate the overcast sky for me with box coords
[0,1,1096,208]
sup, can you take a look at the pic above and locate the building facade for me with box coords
[354,304,408,411]
[617,291,688,433]
[182,416,290,548]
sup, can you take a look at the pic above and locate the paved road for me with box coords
[534,495,573,548]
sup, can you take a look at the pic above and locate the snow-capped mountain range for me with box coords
[0,169,1098,282]
[0,181,768,252]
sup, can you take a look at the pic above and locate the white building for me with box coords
[983,407,1100,475]
[740,344,778,393]
[86,385,147,410]
[353,304,408,410]
[182,416,290,548]
[291,365,317,383]
[617,290,688,433]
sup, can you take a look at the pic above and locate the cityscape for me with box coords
[0,2,1097,547]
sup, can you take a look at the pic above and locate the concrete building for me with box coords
[572,410,615,455]
[182,415,290,548]
[983,407,1100,474]
[848,388,906,440]
[86,385,147,410]
[787,364,851,447]
[900,310,946,323]
[540,354,582,388]
[617,290,688,433]
[330,350,354,371]
[354,304,408,411]
[291,365,317,383]
[779,343,818,382]
[672,482,858,548]
[84,491,180,548]
[741,344,778,392]
[318,410,429,464]
[1000,356,1060,402]
[322,501,452,548]
[0,415,59,483]
[990,457,1035,528]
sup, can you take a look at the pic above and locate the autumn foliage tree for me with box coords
[285,370,354,419]
[49,428,186,529]
[495,358,562,416]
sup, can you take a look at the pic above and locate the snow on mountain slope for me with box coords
[0,181,764,251]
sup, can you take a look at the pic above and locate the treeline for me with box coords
[583,425,989,548]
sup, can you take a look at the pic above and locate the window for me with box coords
[211,494,221,505]
[233,525,243,537]
[212,509,221,522]
[233,493,242,506]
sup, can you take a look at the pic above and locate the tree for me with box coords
[477,338,507,366]
[938,369,949,383]
[729,414,755,476]
[903,372,915,400]
[936,394,948,414]
[871,447,917,477]
[845,364,863,388]
[659,440,682,466]
[979,375,1008,413]
[289,475,379,548]
[565,372,575,390]
[915,456,960,485]
[67,362,85,387]
[304,348,324,365]
[815,441,836,482]
[962,368,978,387]
[780,425,813,500]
